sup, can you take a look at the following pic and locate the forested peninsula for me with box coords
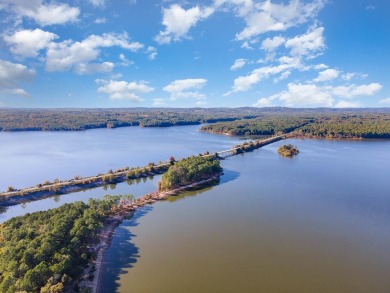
[200,111,390,139]
[0,157,222,293]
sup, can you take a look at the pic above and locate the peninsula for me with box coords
[0,156,223,292]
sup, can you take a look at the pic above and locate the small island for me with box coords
[159,156,222,191]
[277,144,300,157]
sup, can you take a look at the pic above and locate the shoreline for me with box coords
[79,175,221,293]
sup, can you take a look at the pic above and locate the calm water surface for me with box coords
[0,125,244,222]
[0,125,243,191]
[100,138,390,293]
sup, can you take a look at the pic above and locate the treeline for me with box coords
[295,114,390,138]
[0,108,258,131]
[0,195,125,293]
[200,116,314,135]
[201,112,390,139]
[1,107,388,132]
[159,156,222,191]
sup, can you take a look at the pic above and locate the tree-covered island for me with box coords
[277,144,300,157]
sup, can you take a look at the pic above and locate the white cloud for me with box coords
[153,98,166,106]
[234,0,324,41]
[0,0,79,26]
[261,35,286,59]
[74,62,114,75]
[256,82,382,107]
[261,36,286,51]
[341,72,368,81]
[155,4,214,44]
[241,41,254,49]
[379,98,390,104]
[89,0,106,7]
[226,57,301,94]
[278,83,334,107]
[313,68,339,82]
[146,46,157,60]
[314,63,328,70]
[163,78,207,100]
[335,101,362,108]
[96,79,154,102]
[4,28,58,58]
[45,33,143,72]
[119,54,133,66]
[330,83,382,98]
[95,17,107,24]
[196,101,208,106]
[252,97,273,107]
[0,59,35,96]
[230,58,247,70]
[285,26,325,58]
[274,71,291,83]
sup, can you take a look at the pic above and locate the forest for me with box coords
[159,156,222,191]
[0,108,257,131]
[0,195,124,293]
[200,112,390,139]
[1,107,389,132]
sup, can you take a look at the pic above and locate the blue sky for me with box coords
[0,0,389,108]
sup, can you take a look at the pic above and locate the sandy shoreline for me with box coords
[79,175,220,292]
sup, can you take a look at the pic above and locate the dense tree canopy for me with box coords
[159,156,222,191]
[201,112,390,139]
[277,144,300,157]
[0,196,122,292]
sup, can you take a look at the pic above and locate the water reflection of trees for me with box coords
[99,206,152,292]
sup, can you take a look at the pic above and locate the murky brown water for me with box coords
[100,139,390,293]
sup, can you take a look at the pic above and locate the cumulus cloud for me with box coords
[96,79,154,102]
[253,82,382,108]
[153,98,166,106]
[330,83,382,98]
[252,97,273,107]
[0,59,35,96]
[230,59,247,70]
[335,101,362,108]
[0,0,79,26]
[118,53,133,67]
[314,63,328,70]
[231,0,324,41]
[341,72,367,81]
[285,26,325,58]
[313,68,339,82]
[95,17,107,24]
[261,35,285,59]
[163,78,207,100]
[4,28,58,58]
[146,46,157,60]
[226,56,302,94]
[45,32,143,73]
[74,62,114,75]
[155,4,214,44]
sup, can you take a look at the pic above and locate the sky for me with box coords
[0,0,389,108]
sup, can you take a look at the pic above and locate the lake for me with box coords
[1,126,390,292]
[99,138,390,293]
